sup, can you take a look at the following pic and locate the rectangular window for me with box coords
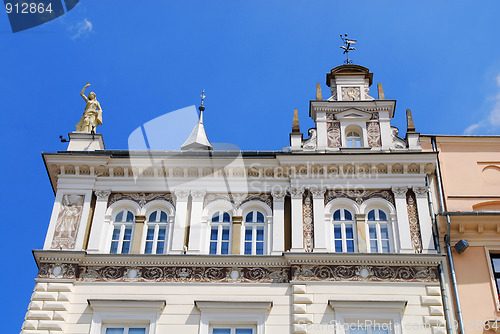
[491,254,500,302]
[104,327,148,334]
[110,225,134,254]
[244,226,265,255]
[211,326,255,334]
[210,226,231,255]
[333,223,355,253]
[368,223,390,253]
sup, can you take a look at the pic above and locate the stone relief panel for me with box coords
[303,191,313,252]
[327,122,341,148]
[50,194,84,250]
[108,193,174,208]
[366,121,381,147]
[407,190,423,253]
[324,189,394,206]
[341,87,361,101]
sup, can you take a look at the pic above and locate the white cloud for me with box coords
[70,18,93,40]
[463,72,500,134]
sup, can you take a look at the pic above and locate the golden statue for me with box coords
[76,82,103,132]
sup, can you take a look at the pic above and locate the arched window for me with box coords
[144,210,169,254]
[110,210,135,254]
[209,211,231,255]
[244,210,266,255]
[332,208,355,253]
[346,131,362,148]
[367,209,390,253]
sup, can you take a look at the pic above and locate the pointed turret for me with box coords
[181,90,213,151]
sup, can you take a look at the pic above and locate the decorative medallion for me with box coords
[327,122,341,148]
[324,189,394,206]
[407,190,423,253]
[50,194,84,250]
[341,87,361,101]
[303,191,314,252]
[366,122,381,147]
[108,193,174,208]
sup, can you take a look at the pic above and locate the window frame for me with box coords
[110,210,135,254]
[346,131,363,148]
[209,210,232,255]
[102,325,149,334]
[485,248,500,311]
[242,210,266,255]
[332,208,356,253]
[366,208,392,254]
[143,209,169,255]
[210,325,256,334]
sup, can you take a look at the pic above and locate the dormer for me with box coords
[290,64,421,152]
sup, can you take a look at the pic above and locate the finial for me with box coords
[292,109,300,133]
[316,83,323,100]
[199,89,206,112]
[377,83,385,100]
[406,109,416,132]
[340,34,357,65]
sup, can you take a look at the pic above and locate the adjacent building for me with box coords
[21,64,449,334]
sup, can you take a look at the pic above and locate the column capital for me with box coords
[289,187,305,199]
[174,190,190,201]
[94,189,111,201]
[271,190,286,202]
[310,187,326,199]
[412,186,429,198]
[391,186,408,198]
[191,190,207,201]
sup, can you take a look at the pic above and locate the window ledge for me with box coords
[195,301,272,311]
[329,300,407,311]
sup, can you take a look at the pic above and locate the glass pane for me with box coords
[245,228,252,241]
[355,139,361,148]
[221,241,229,254]
[333,209,341,220]
[334,225,342,239]
[245,212,253,222]
[235,329,253,334]
[345,225,354,239]
[382,240,390,253]
[209,242,217,254]
[335,240,342,252]
[126,211,134,222]
[212,329,231,334]
[121,241,130,254]
[222,227,230,240]
[156,241,165,254]
[344,210,352,220]
[373,329,389,334]
[368,210,375,220]
[245,241,252,255]
[256,212,264,222]
[124,227,133,240]
[146,227,155,240]
[158,226,167,240]
[112,227,120,240]
[379,210,387,221]
[369,225,377,239]
[129,329,146,334]
[347,140,353,148]
[110,241,118,254]
[160,211,168,222]
[106,329,125,334]
[223,212,231,222]
[350,327,367,334]
[493,257,500,272]
[370,240,378,252]
[210,227,218,241]
[115,211,123,222]
[380,225,389,239]
[212,212,220,222]
[256,227,264,241]
[346,240,354,252]
[256,241,264,254]
[148,211,157,222]
[144,241,153,254]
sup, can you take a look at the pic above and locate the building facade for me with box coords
[421,135,500,334]
[22,64,449,334]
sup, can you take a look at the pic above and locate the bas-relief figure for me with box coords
[76,82,103,133]
[51,194,84,249]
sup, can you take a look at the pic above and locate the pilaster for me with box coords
[232,216,242,255]
[187,190,207,254]
[271,190,286,255]
[392,186,413,253]
[86,190,111,253]
[413,187,436,253]
[290,187,305,252]
[170,190,190,254]
[311,188,327,252]
[355,213,367,253]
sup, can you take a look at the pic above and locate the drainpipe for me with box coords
[432,136,465,334]
[426,174,454,334]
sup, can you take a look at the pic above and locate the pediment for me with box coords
[335,108,373,121]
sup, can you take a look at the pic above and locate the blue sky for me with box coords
[1,1,500,331]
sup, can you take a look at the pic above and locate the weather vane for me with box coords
[340,34,357,64]
[200,89,206,106]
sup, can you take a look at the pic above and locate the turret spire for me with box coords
[181,90,213,151]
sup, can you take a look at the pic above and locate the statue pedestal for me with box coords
[66,132,105,151]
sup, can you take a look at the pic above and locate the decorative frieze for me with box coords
[324,189,394,206]
[108,193,174,208]
[203,193,273,209]
[50,195,84,250]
